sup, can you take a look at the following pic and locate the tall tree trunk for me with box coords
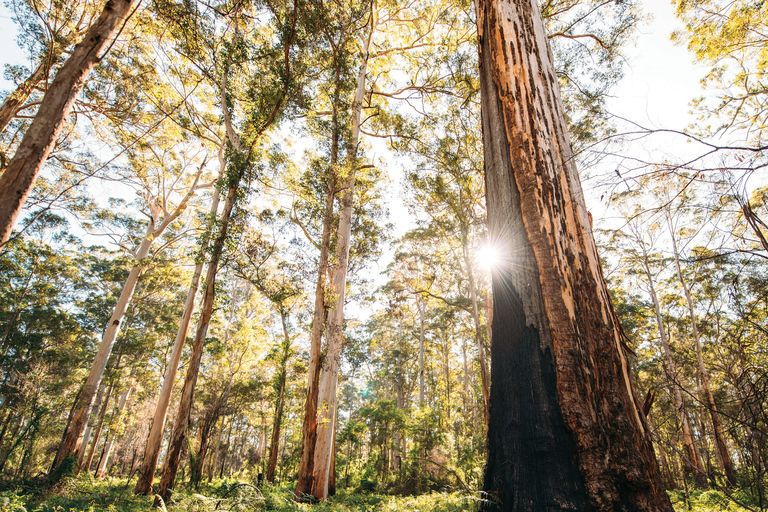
[0,0,136,245]
[418,298,425,406]
[476,0,672,508]
[76,383,105,470]
[311,48,370,501]
[639,244,708,488]
[155,170,242,504]
[52,230,152,471]
[83,381,114,473]
[267,309,291,483]
[95,383,133,478]
[134,155,223,495]
[668,222,736,486]
[294,70,342,500]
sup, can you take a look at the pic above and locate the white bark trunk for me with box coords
[135,152,223,494]
[311,42,370,501]
[95,383,133,478]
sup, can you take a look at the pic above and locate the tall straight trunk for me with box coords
[311,48,370,501]
[83,381,114,473]
[462,238,490,427]
[418,298,425,406]
[295,74,341,499]
[155,170,242,503]
[76,383,105,470]
[267,309,291,482]
[0,0,136,245]
[134,159,223,494]
[95,383,133,478]
[54,167,200,472]
[476,0,672,508]
[52,231,151,470]
[668,223,736,486]
[639,244,708,487]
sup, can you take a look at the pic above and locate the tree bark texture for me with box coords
[0,0,135,245]
[476,0,672,509]
[311,50,369,501]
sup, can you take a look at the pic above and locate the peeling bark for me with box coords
[477,0,672,509]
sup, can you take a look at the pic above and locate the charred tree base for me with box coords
[482,272,586,512]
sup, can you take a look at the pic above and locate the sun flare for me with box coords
[477,243,501,270]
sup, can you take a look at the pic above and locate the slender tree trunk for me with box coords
[83,381,113,473]
[476,0,672,508]
[668,224,736,486]
[639,245,708,488]
[52,231,152,471]
[267,310,291,483]
[418,298,425,406]
[95,383,133,478]
[76,382,106,471]
[0,0,136,245]
[463,238,490,428]
[155,171,241,504]
[134,160,223,494]
[311,49,370,501]
[294,77,340,500]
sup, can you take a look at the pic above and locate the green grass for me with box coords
[3,476,764,512]
[0,476,478,512]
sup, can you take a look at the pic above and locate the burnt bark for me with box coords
[477,0,672,509]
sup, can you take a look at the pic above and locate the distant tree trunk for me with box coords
[0,0,136,245]
[76,383,105,470]
[418,298,425,406]
[134,159,223,495]
[639,245,708,488]
[668,224,736,486]
[462,237,490,428]
[476,0,672,508]
[267,309,291,483]
[83,381,113,473]
[95,383,133,478]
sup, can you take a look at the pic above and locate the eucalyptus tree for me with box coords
[51,135,212,471]
[0,0,139,246]
[152,0,303,500]
[475,0,671,508]
[0,0,104,138]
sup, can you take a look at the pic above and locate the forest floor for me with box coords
[0,476,758,511]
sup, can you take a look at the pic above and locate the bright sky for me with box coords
[0,0,712,251]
